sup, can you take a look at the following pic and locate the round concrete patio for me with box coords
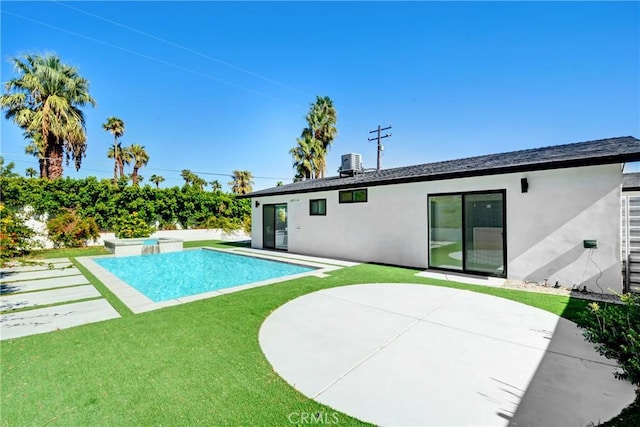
[259,284,636,426]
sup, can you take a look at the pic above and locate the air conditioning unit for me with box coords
[340,153,362,177]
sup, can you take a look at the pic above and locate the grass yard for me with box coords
[25,246,112,259]
[0,241,620,426]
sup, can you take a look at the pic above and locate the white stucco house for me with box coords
[244,136,640,293]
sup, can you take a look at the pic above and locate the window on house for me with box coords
[339,189,368,203]
[310,199,326,215]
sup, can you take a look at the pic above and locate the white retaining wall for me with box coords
[22,209,249,249]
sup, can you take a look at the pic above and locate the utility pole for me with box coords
[368,125,392,171]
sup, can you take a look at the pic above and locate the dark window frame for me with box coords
[427,189,507,278]
[339,188,368,204]
[309,199,327,216]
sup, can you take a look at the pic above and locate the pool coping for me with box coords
[75,247,345,314]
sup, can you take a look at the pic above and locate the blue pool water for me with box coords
[95,250,315,302]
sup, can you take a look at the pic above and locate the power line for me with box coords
[1,10,306,107]
[368,125,392,171]
[51,0,313,99]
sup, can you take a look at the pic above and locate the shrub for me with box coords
[158,220,177,231]
[242,215,251,234]
[47,209,99,248]
[580,293,640,386]
[0,203,35,259]
[113,212,153,238]
[200,215,241,233]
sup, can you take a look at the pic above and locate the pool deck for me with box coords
[76,248,354,314]
[260,283,637,426]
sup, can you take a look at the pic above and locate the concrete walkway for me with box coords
[0,266,82,283]
[0,299,120,340]
[0,259,120,340]
[259,284,636,426]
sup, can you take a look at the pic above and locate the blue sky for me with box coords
[1,1,638,190]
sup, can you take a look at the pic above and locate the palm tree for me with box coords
[192,175,207,191]
[129,144,149,186]
[150,174,165,189]
[25,167,38,178]
[229,170,254,195]
[107,143,129,182]
[290,129,322,180]
[1,54,96,179]
[128,173,143,184]
[102,117,125,184]
[24,133,46,178]
[289,96,337,181]
[306,96,337,178]
[181,169,194,186]
[0,157,19,178]
[119,145,133,178]
[210,180,222,192]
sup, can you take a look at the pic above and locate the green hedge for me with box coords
[0,176,251,232]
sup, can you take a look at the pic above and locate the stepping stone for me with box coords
[1,262,74,274]
[0,268,81,283]
[34,257,73,264]
[1,275,89,295]
[0,285,99,311]
[0,299,120,340]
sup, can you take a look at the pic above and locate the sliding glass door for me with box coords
[464,193,504,274]
[429,191,505,277]
[429,195,463,271]
[263,204,288,250]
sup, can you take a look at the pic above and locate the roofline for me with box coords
[243,152,636,198]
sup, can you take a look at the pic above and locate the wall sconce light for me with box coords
[255,201,260,208]
[520,178,529,193]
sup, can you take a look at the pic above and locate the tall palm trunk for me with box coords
[45,137,64,179]
[39,157,47,179]
[132,166,139,186]
[113,142,119,184]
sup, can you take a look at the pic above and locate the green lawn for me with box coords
[0,242,608,426]
[25,246,111,259]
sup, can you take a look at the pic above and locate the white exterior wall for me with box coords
[251,164,623,292]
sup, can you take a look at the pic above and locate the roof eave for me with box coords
[245,153,638,199]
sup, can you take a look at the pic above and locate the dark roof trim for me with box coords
[243,152,637,198]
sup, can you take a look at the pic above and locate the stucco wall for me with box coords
[251,164,623,292]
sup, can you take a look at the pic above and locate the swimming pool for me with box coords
[94,249,316,302]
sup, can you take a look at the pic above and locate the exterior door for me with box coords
[263,204,287,250]
[429,191,506,277]
[463,193,505,275]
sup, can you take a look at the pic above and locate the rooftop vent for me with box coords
[339,153,363,177]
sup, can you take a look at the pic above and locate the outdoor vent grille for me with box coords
[341,153,362,175]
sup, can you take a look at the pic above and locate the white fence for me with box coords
[621,195,640,292]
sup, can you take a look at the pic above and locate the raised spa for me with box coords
[103,237,183,257]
